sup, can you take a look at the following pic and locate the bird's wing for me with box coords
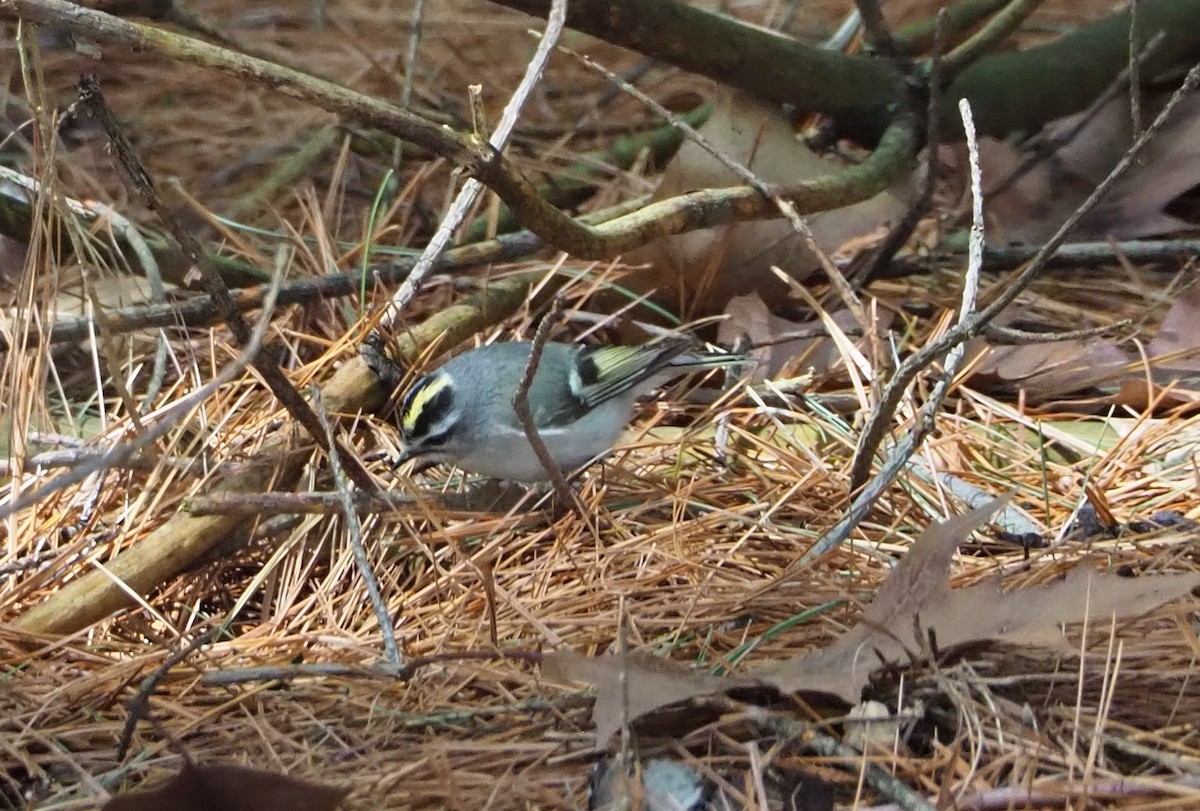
[570,338,694,410]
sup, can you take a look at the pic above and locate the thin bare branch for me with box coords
[378,0,565,329]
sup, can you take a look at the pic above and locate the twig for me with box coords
[0,251,284,521]
[771,720,937,811]
[848,59,1200,495]
[468,84,488,141]
[854,0,900,58]
[986,30,1164,199]
[940,0,1045,79]
[226,124,341,220]
[1129,0,1143,138]
[187,487,534,517]
[74,76,376,491]
[313,389,400,666]
[391,696,582,729]
[1100,730,1200,776]
[0,547,78,577]
[458,107,711,243]
[857,7,950,284]
[975,235,1198,270]
[392,0,425,170]
[773,96,986,583]
[116,625,220,761]
[376,0,567,329]
[189,491,418,516]
[511,298,582,514]
[201,649,544,686]
[893,0,1009,54]
[983,320,1133,343]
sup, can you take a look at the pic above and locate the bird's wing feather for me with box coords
[571,338,694,409]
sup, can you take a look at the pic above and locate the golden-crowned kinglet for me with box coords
[394,337,747,481]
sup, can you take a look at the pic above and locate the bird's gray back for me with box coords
[441,342,583,429]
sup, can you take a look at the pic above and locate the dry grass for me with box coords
[2,1,1199,809]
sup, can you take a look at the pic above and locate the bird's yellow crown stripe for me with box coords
[402,373,451,432]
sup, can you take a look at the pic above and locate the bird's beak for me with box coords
[393,449,441,475]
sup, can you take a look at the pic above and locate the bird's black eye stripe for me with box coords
[411,384,453,438]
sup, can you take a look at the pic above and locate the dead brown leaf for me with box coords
[757,500,1007,699]
[973,92,1200,244]
[718,292,895,382]
[623,89,911,314]
[542,648,747,746]
[1147,283,1200,372]
[969,277,1200,407]
[102,763,349,811]
[1033,378,1200,414]
[922,566,1200,651]
[953,138,1095,245]
[758,499,1199,701]
[541,502,1198,735]
[1058,93,1200,240]
[970,337,1131,399]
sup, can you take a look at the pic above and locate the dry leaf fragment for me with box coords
[102,763,349,811]
[544,502,1198,737]
[924,566,1200,651]
[542,648,750,746]
[623,89,910,313]
[968,92,1200,244]
[973,338,1131,398]
[758,500,1199,701]
[970,276,1200,407]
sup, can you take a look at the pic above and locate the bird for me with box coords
[393,336,747,481]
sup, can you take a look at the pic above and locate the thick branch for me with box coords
[493,0,1200,141]
[495,0,901,125]
[0,0,917,259]
[942,0,1200,137]
[478,117,919,258]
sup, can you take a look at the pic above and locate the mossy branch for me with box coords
[0,0,918,259]
[477,118,919,258]
[495,0,1200,141]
